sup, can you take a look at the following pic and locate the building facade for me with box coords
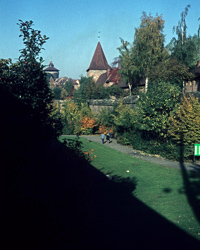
[44,61,59,80]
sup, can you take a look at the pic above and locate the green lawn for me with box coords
[60,136,200,240]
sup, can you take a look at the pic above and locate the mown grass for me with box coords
[59,135,200,240]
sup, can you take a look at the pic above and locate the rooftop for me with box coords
[87,42,111,72]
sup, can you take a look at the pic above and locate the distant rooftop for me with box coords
[87,42,111,72]
[44,61,59,72]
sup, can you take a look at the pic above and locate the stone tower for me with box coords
[86,42,111,82]
[44,61,59,80]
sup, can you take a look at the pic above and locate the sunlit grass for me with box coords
[59,135,200,240]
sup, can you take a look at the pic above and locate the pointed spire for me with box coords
[49,61,54,67]
[87,42,111,72]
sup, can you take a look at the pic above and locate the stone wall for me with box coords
[87,95,139,113]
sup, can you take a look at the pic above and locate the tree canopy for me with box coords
[0,20,61,135]
[118,13,166,92]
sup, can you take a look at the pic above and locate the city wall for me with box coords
[87,95,139,113]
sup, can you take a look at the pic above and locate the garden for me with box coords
[1,10,200,248]
[59,136,200,243]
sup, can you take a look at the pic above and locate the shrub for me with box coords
[62,136,97,162]
[97,107,114,128]
[80,116,98,135]
[112,102,138,137]
[168,94,200,146]
[137,81,181,142]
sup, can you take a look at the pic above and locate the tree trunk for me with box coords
[128,82,132,96]
[145,77,148,92]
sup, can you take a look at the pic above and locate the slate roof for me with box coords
[44,61,59,72]
[96,72,108,85]
[87,42,112,71]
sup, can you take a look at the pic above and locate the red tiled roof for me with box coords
[106,68,119,83]
[87,42,111,71]
[96,68,128,89]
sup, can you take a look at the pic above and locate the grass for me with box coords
[60,135,200,240]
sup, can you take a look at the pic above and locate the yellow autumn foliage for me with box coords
[168,94,200,145]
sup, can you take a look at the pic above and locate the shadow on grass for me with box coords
[1,91,200,250]
[178,134,200,223]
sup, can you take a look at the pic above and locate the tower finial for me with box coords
[98,31,100,41]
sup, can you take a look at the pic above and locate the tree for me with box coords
[53,87,62,99]
[118,13,166,93]
[0,20,54,126]
[168,94,200,145]
[149,58,194,85]
[73,76,93,105]
[133,13,166,89]
[168,5,199,68]
[107,85,127,98]
[73,76,110,105]
[137,81,181,141]
[118,39,139,95]
[64,79,74,97]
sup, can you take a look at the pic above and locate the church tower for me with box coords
[86,42,111,82]
[44,61,59,80]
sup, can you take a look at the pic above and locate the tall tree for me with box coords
[64,78,74,97]
[133,13,165,89]
[0,20,61,135]
[169,5,199,68]
[118,39,139,95]
[118,13,166,93]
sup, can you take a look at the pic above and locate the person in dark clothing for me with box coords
[106,132,110,143]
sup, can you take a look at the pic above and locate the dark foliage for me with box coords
[1,87,200,250]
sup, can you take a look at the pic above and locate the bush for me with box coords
[169,94,200,145]
[80,116,98,135]
[137,81,181,141]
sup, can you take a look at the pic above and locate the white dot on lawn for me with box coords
[126,170,129,172]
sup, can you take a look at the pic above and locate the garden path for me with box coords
[79,135,200,172]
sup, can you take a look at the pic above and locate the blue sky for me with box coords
[0,0,199,79]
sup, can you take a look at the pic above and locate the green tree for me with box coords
[149,58,194,85]
[73,76,110,105]
[118,39,139,95]
[53,87,62,99]
[0,20,60,134]
[1,21,50,113]
[133,13,166,89]
[107,85,127,98]
[118,13,166,93]
[73,76,93,105]
[64,78,74,97]
[137,81,181,141]
[168,5,199,68]
[168,94,200,145]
